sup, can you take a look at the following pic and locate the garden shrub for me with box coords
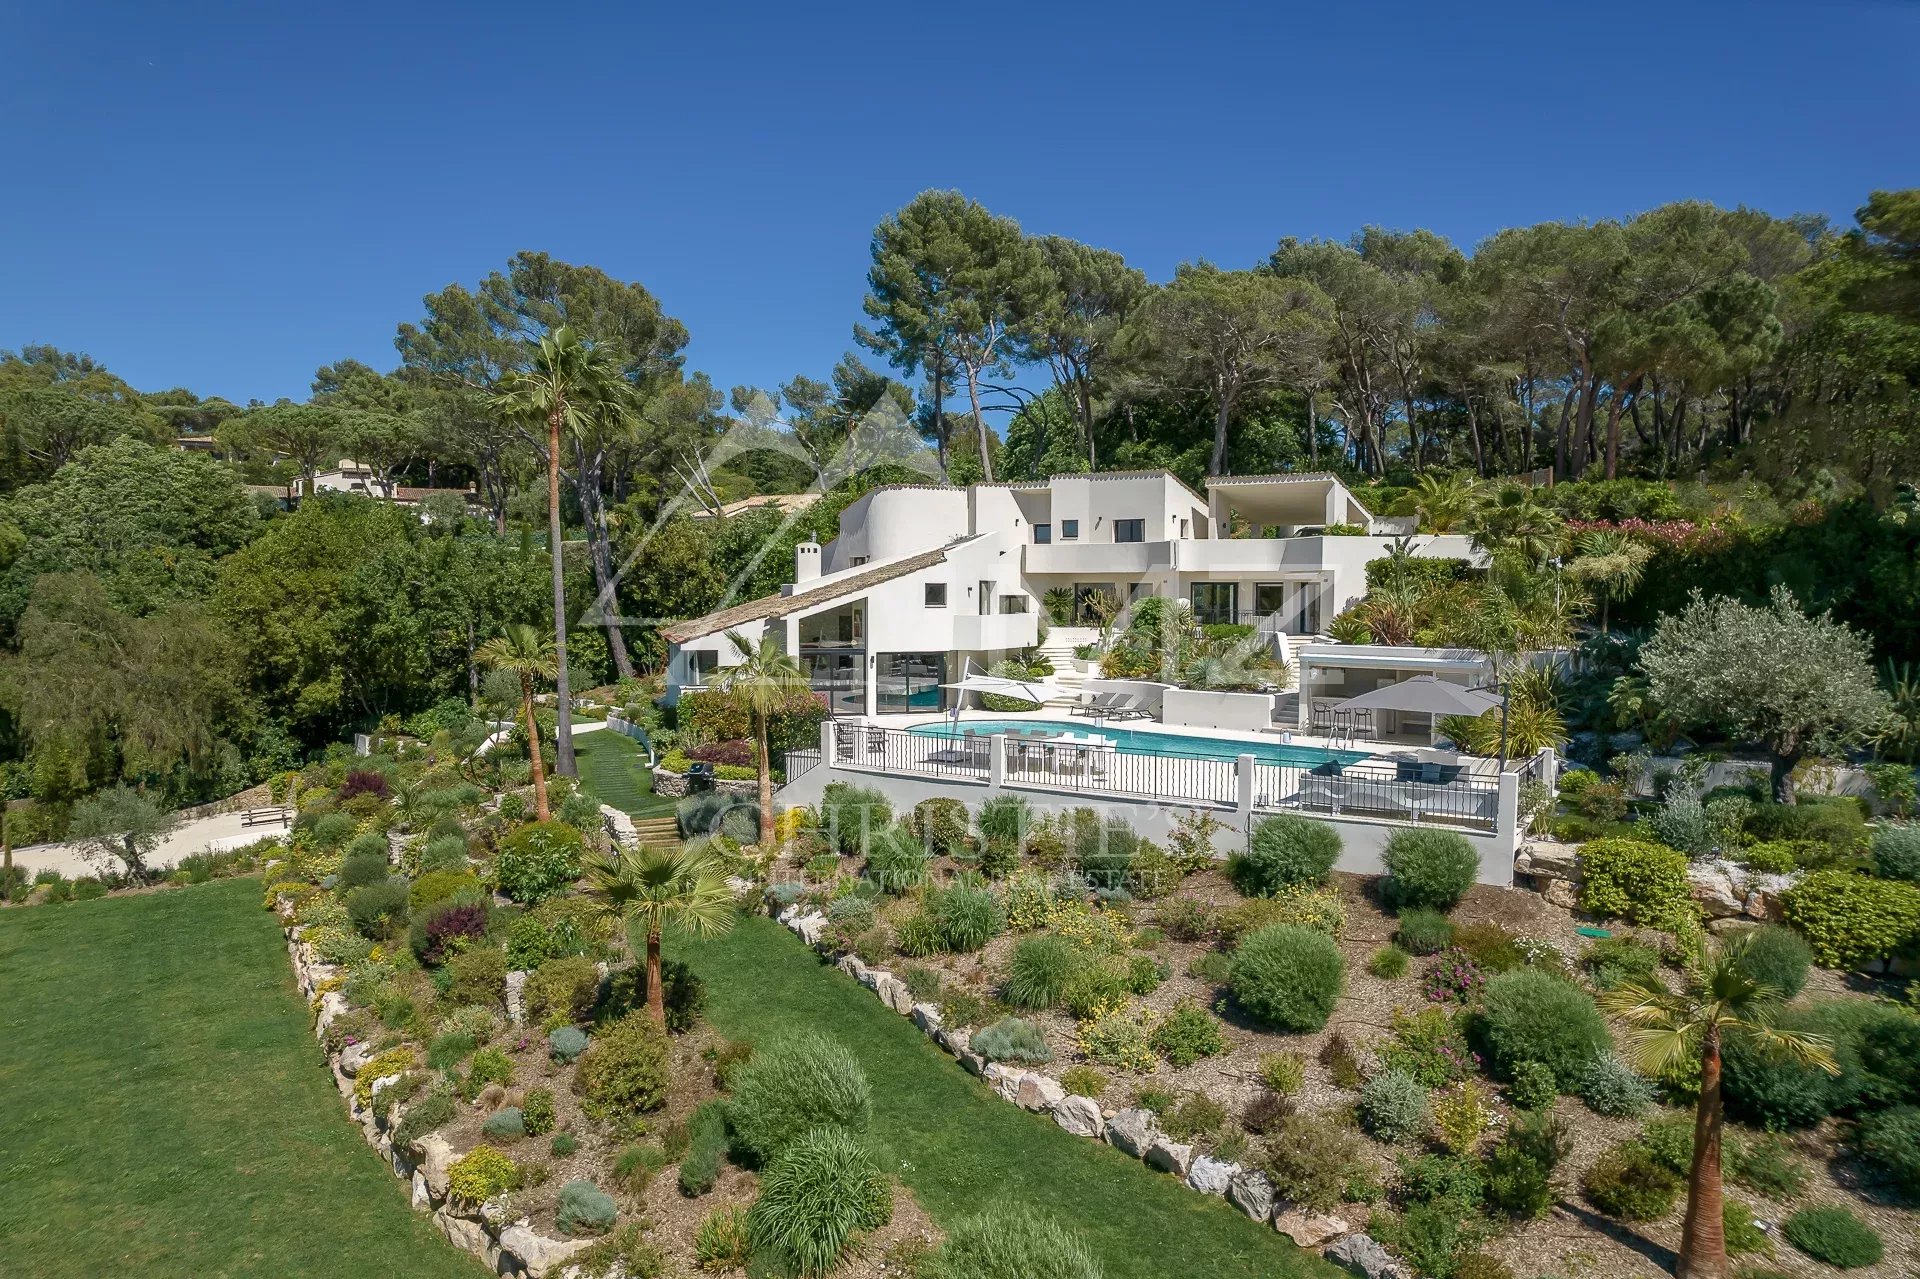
[1729,1132,1808,1198]
[673,792,760,843]
[392,1087,456,1150]
[1127,840,1181,899]
[1483,1112,1569,1219]
[865,824,931,894]
[461,1046,514,1099]
[615,1143,669,1196]
[928,881,1004,951]
[549,1132,578,1157]
[1070,813,1139,894]
[1736,840,1803,874]
[1421,948,1486,1004]
[892,910,943,958]
[527,955,602,1026]
[427,1030,477,1071]
[1378,1006,1476,1087]
[726,1030,871,1164]
[1780,868,1920,969]
[1230,924,1344,1031]
[1725,999,1920,1126]
[1060,960,1130,1020]
[1157,897,1215,942]
[1368,946,1409,978]
[746,1127,893,1277]
[494,821,586,903]
[820,783,892,854]
[1873,822,1920,882]
[518,1087,556,1137]
[1259,1051,1305,1096]
[345,880,410,938]
[922,1206,1103,1279]
[1452,922,1525,973]
[1582,1142,1681,1220]
[1732,925,1813,998]
[1381,828,1479,911]
[549,1025,588,1064]
[1430,1080,1495,1154]
[409,897,489,964]
[694,1205,751,1273]
[1581,935,1662,991]
[971,1016,1053,1065]
[309,811,357,852]
[1395,908,1454,955]
[339,850,392,888]
[448,1146,520,1202]
[1005,935,1085,1009]
[1124,952,1168,995]
[574,1013,671,1133]
[482,1106,526,1141]
[1721,1200,1770,1257]
[556,1179,619,1237]
[1578,838,1695,929]
[1379,1198,1469,1279]
[1148,1000,1224,1066]
[1476,968,1609,1088]
[1747,797,1869,859]
[907,798,970,857]
[446,943,508,1008]
[308,926,374,966]
[420,833,470,873]
[678,1100,729,1196]
[1231,814,1341,896]
[1075,1003,1155,1072]
[1259,1112,1364,1212]
[1060,1065,1107,1099]
[975,794,1032,848]
[409,870,481,911]
[1854,1104,1920,1196]
[1507,1060,1558,1111]
[1359,1069,1429,1143]
[1321,1030,1365,1089]
[1782,1207,1882,1269]
[1579,1054,1656,1117]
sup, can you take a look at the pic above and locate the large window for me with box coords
[876,652,947,714]
[1191,582,1237,626]
[804,652,863,716]
[1114,518,1145,543]
[687,650,719,686]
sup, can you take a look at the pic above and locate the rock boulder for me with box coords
[1104,1107,1159,1158]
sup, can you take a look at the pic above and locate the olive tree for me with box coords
[1637,586,1891,799]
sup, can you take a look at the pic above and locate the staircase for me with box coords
[628,814,683,850]
[1036,627,1100,708]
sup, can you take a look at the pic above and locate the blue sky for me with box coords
[3,1,1916,407]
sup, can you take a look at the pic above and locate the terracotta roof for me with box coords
[661,540,969,645]
[393,486,478,503]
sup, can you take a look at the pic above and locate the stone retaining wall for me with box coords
[278,899,593,1279]
[648,768,759,799]
[1513,839,1793,934]
[768,900,1405,1278]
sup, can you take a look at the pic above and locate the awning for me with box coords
[941,674,1052,706]
[1336,675,1502,717]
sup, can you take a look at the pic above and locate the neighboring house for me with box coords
[661,470,1478,717]
[298,461,478,512]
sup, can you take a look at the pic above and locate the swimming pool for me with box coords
[908,718,1371,769]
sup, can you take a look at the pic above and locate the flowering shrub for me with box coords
[1430,1079,1496,1153]
[353,1047,416,1108]
[448,1146,521,1202]
[1565,518,1734,552]
[1379,1006,1479,1086]
[689,739,756,767]
[1421,949,1485,1004]
[1076,1002,1156,1072]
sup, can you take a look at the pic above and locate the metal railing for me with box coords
[1251,759,1500,831]
[1005,741,1238,806]
[784,748,822,785]
[831,721,991,785]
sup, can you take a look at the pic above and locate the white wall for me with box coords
[1161,688,1275,732]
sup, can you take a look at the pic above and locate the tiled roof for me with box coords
[660,540,967,644]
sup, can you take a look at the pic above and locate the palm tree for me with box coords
[1566,529,1655,633]
[1464,483,1564,568]
[1600,938,1838,1279]
[491,326,636,780]
[1406,471,1476,532]
[713,629,811,846]
[584,843,735,1025]
[477,624,558,821]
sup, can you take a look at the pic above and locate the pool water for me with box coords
[908,718,1371,769]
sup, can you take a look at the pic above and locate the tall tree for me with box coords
[1601,937,1837,1279]
[1120,264,1330,476]
[217,404,340,495]
[491,325,636,776]
[476,623,557,820]
[1021,237,1147,467]
[859,191,1051,481]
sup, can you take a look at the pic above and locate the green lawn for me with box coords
[574,727,677,817]
[0,879,488,1279]
[672,915,1336,1279]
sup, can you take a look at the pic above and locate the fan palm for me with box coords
[583,843,736,1025]
[476,624,558,821]
[1600,938,1838,1279]
[1565,529,1655,633]
[713,629,811,846]
[1464,484,1565,568]
[1407,471,1477,532]
[490,325,637,779]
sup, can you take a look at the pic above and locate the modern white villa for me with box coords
[660,471,1549,881]
[662,470,1478,715]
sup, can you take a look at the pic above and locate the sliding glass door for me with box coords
[875,652,947,714]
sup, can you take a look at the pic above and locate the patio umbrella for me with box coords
[1336,675,1503,717]
[940,673,1054,707]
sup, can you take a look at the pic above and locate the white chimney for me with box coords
[794,541,822,585]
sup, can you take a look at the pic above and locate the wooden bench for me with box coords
[241,807,290,829]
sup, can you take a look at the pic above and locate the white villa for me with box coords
[662,469,1478,719]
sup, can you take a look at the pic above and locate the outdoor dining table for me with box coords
[1004,729,1113,777]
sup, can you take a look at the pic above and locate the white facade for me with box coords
[663,470,1478,715]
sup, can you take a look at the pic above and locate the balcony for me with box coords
[952,612,1040,651]
[1171,537,1340,573]
[1024,540,1172,577]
